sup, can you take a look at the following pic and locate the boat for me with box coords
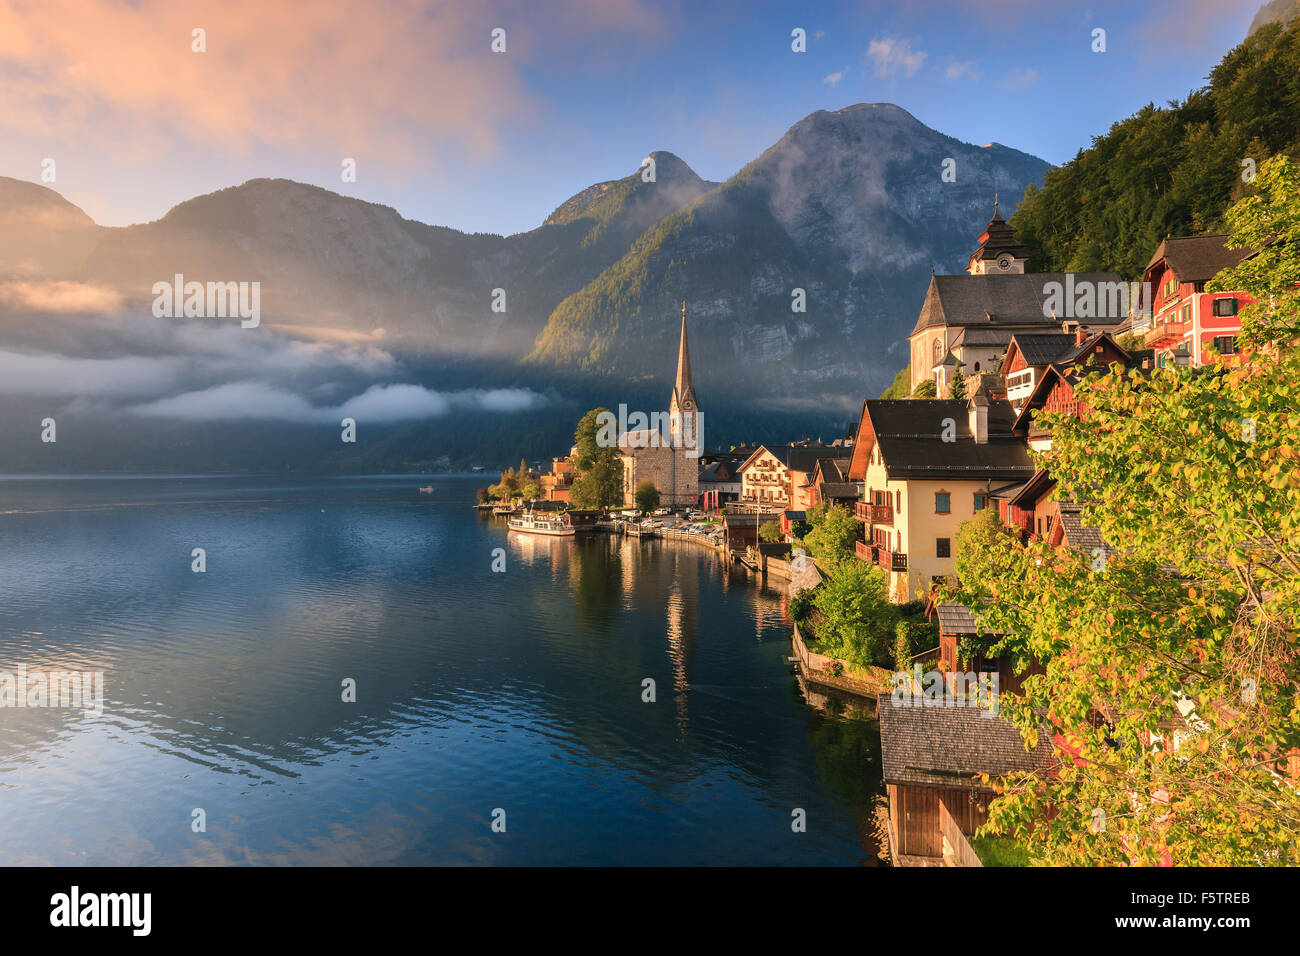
[492,504,517,515]
[418,485,433,494]
[507,511,576,536]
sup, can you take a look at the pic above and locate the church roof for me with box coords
[968,201,1030,264]
[910,272,1126,337]
[672,305,698,411]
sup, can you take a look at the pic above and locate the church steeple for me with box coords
[671,301,697,412]
[966,196,1028,275]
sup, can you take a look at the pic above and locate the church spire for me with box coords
[672,301,697,411]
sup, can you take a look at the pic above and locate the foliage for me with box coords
[519,480,541,502]
[880,366,911,399]
[912,379,937,398]
[758,519,782,543]
[788,587,814,626]
[947,366,967,401]
[969,834,1032,868]
[811,559,895,668]
[570,407,624,510]
[801,503,860,571]
[892,616,939,673]
[952,167,1300,865]
[634,479,660,513]
[790,519,812,539]
[1009,21,1300,278]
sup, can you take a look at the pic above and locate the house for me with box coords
[1140,234,1255,367]
[930,600,1044,697]
[722,513,769,552]
[806,457,861,509]
[734,440,841,512]
[878,693,1056,866]
[1001,329,1129,412]
[847,392,1035,601]
[909,203,1127,393]
[539,454,575,502]
[697,458,742,509]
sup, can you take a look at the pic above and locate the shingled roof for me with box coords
[1057,501,1117,559]
[878,693,1057,789]
[1144,234,1255,283]
[865,399,1034,481]
[935,602,979,635]
[912,272,1126,336]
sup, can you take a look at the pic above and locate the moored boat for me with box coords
[507,511,576,536]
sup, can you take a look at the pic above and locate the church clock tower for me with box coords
[966,195,1029,275]
[670,301,700,452]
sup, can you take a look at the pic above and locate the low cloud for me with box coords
[128,381,548,423]
[942,58,982,82]
[866,37,927,79]
[0,281,123,315]
[823,66,850,87]
[0,348,184,396]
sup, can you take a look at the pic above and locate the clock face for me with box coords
[997,253,1013,271]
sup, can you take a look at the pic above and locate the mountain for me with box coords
[527,104,1048,395]
[1,105,1048,416]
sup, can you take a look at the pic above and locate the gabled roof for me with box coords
[911,272,1126,337]
[1144,234,1255,283]
[818,481,862,499]
[1057,501,1117,559]
[878,694,1057,789]
[861,399,1034,481]
[935,602,979,635]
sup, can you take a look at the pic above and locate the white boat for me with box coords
[418,485,433,494]
[507,511,576,536]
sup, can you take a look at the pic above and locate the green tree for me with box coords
[634,479,660,513]
[519,480,541,502]
[954,162,1300,865]
[880,366,911,399]
[758,519,782,543]
[570,407,624,510]
[802,503,860,571]
[811,560,895,667]
[947,365,967,401]
[912,379,937,398]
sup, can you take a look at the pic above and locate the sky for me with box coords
[0,0,1266,235]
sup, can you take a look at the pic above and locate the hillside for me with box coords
[1010,20,1300,278]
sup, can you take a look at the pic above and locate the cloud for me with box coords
[999,67,1039,90]
[822,66,850,87]
[866,37,927,78]
[0,348,184,396]
[942,58,982,82]
[0,281,123,315]
[0,0,669,170]
[128,381,548,423]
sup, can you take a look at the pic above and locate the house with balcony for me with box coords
[734,440,842,512]
[1141,234,1255,367]
[1001,329,1129,413]
[846,391,1035,602]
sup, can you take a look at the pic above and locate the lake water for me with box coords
[0,475,886,865]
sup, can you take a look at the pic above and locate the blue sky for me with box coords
[1,0,1264,233]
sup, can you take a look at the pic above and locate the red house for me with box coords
[1141,235,1255,367]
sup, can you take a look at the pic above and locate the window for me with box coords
[1212,298,1239,317]
[895,490,901,512]
[973,361,981,372]
[936,537,951,558]
[973,492,987,511]
[935,492,950,514]
[1212,335,1238,355]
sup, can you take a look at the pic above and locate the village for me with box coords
[478,180,1294,867]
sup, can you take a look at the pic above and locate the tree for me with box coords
[570,408,624,510]
[912,380,937,398]
[519,480,541,502]
[758,519,782,543]
[947,365,967,401]
[880,366,911,399]
[811,560,895,667]
[954,158,1300,865]
[802,503,860,571]
[634,479,660,513]
[573,408,612,470]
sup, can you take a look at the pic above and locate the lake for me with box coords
[0,475,886,865]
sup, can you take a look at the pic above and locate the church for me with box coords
[617,306,702,508]
[908,200,1126,394]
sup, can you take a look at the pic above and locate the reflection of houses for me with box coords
[1139,234,1254,367]
[847,393,1034,602]
[878,693,1056,866]
[909,204,1126,394]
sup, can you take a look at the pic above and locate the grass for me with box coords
[969,835,1032,867]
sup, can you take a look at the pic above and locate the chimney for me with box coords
[1075,327,1088,346]
[1142,357,1152,370]
[968,393,990,444]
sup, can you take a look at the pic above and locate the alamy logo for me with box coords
[50,886,151,936]
[596,403,704,459]
[1042,276,1151,321]
[890,665,999,716]
[0,665,103,715]
[152,274,260,328]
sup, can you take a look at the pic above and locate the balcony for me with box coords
[854,501,893,525]
[878,549,907,572]
[855,540,873,562]
[1145,316,1187,349]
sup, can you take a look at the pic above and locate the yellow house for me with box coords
[847,393,1034,601]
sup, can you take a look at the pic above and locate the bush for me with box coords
[788,587,814,626]
[758,520,782,543]
[892,616,939,672]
